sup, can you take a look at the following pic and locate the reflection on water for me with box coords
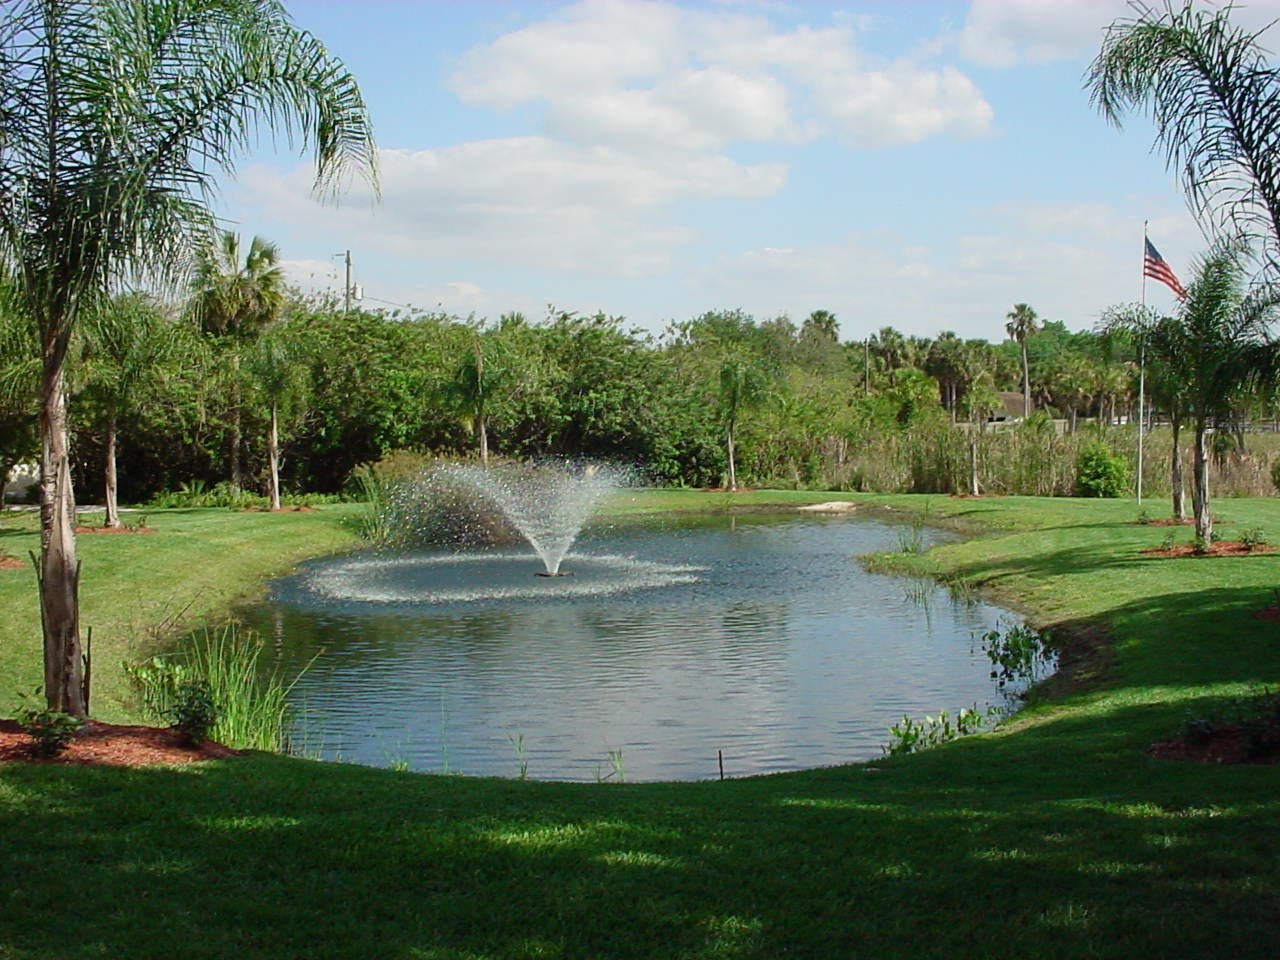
[243,513,1026,781]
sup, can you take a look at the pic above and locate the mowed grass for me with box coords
[1,492,1279,958]
[0,505,361,721]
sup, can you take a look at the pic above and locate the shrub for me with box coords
[1075,443,1131,498]
[14,697,84,757]
[168,680,220,746]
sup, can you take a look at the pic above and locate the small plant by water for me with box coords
[979,621,1052,692]
[126,623,310,751]
[883,705,995,757]
[897,500,932,554]
[509,732,529,780]
[168,680,220,746]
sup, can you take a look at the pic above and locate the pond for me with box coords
[242,512,1029,781]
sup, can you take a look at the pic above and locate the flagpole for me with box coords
[1137,221,1147,506]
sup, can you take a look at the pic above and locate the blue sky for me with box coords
[216,0,1280,342]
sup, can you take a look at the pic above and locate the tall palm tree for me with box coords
[190,233,286,490]
[1088,3,1280,273]
[1106,244,1279,541]
[82,294,185,527]
[444,337,509,466]
[0,0,376,715]
[1005,303,1040,418]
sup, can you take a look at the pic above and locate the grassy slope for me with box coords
[1,493,1279,959]
[0,506,361,721]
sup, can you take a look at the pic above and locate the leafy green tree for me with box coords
[248,323,310,510]
[1005,303,1040,418]
[81,294,187,526]
[0,0,375,715]
[190,233,287,491]
[0,280,40,501]
[1089,2,1280,271]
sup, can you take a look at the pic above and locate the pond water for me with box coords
[242,512,1026,782]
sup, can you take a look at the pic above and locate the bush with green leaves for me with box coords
[1075,442,1131,498]
[14,696,84,757]
[168,680,220,746]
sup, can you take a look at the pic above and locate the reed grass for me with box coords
[126,622,309,751]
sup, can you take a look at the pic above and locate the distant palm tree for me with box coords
[718,357,769,492]
[83,295,186,526]
[248,324,310,510]
[0,0,375,715]
[1005,303,1040,418]
[190,233,286,491]
[1088,2,1280,272]
[444,338,509,467]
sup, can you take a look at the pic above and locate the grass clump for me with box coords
[126,623,306,751]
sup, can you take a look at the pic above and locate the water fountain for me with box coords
[435,461,617,576]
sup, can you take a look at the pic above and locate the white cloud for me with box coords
[960,0,1125,68]
[234,138,786,278]
[453,0,993,149]
[960,0,1280,69]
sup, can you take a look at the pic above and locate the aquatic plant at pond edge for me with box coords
[125,623,312,751]
[883,705,996,757]
[979,622,1053,692]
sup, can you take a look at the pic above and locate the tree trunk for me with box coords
[1021,341,1031,418]
[726,426,737,492]
[39,360,85,717]
[1069,407,1077,434]
[478,416,489,467]
[1170,414,1185,521]
[969,429,980,496]
[229,352,242,492]
[104,406,120,528]
[267,403,281,511]
[1192,420,1212,542]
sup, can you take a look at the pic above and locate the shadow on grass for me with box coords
[1,725,1278,960]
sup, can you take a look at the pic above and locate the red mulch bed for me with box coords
[238,505,316,513]
[74,525,155,534]
[0,555,23,571]
[1253,606,1280,621]
[1142,541,1276,558]
[1139,518,1196,527]
[1148,726,1280,765]
[0,719,240,767]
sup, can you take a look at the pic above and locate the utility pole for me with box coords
[343,249,352,315]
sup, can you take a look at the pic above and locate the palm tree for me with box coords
[444,338,508,466]
[248,323,309,510]
[190,233,286,491]
[718,357,769,492]
[1088,3,1280,272]
[82,294,185,527]
[1005,303,1040,418]
[1105,244,1279,541]
[0,0,376,715]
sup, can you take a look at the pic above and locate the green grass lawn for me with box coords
[1,492,1279,959]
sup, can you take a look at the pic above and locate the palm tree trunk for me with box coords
[1192,419,1212,542]
[39,360,85,717]
[1021,341,1031,418]
[478,416,489,467]
[1069,407,1078,434]
[1170,414,1185,520]
[726,426,737,492]
[230,352,243,492]
[104,406,121,528]
[267,403,281,511]
[969,429,980,496]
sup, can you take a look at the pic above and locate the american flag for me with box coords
[1144,238,1186,299]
